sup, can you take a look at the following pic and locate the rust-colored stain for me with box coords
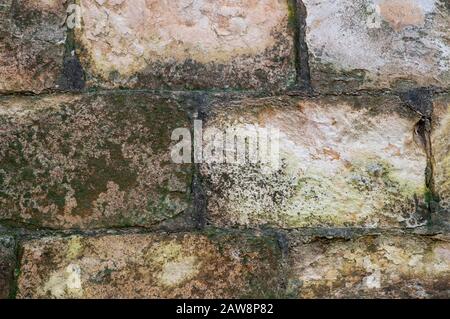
[323,147,341,160]
[384,143,402,156]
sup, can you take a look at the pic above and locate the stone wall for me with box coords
[0,0,449,299]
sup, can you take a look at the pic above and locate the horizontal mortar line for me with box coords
[0,87,448,100]
[0,88,297,98]
[1,225,449,241]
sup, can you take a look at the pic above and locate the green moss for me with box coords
[10,4,43,30]
[71,142,137,215]
[47,185,66,209]
[20,167,34,182]
[104,93,188,153]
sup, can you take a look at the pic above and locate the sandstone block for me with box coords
[0,0,67,93]
[287,234,450,298]
[200,96,428,228]
[0,93,192,229]
[75,0,296,91]
[17,232,282,298]
[303,0,449,92]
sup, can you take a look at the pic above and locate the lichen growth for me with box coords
[0,93,192,229]
[202,97,427,229]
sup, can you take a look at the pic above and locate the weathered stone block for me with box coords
[0,236,16,299]
[200,95,428,229]
[0,93,192,229]
[286,234,450,298]
[432,94,450,223]
[0,0,67,93]
[303,0,449,92]
[75,0,296,91]
[17,232,282,298]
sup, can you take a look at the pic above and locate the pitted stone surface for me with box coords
[200,96,428,229]
[0,93,192,229]
[0,0,67,93]
[287,234,450,298]
[17,232,282,299]
[0,236,16,299]
[303,0,449,92]
[75,0,296,90]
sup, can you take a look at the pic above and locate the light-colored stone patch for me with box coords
[303,0,449,91]
[287,235,450,298]
[76,0,295,89]
[17,233,282,299]
[42,264,84,299]
[201,96,428,229]
[158,256,200,287]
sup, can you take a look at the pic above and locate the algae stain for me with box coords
[66,236,84,260]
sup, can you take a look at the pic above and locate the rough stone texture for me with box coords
[0,0,67,93]
[201,95,428,229]
[0,236,16,299]
[0,93,192,229]
[432,94,450,223]
[1,0,449,301]
[303,0,450,92]
[287,234,450,298]
[17,232,282,299]
[75,0,296,91]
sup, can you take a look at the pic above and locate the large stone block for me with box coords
[0,236,16,299]
[303,0,449,92]
[0,0,67,93]
[200,95,428,229]
[286,234,450,298]
[432,94,450,222]
[75,0,296,91]
[17,232,282,298]
[0,93,192,229]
